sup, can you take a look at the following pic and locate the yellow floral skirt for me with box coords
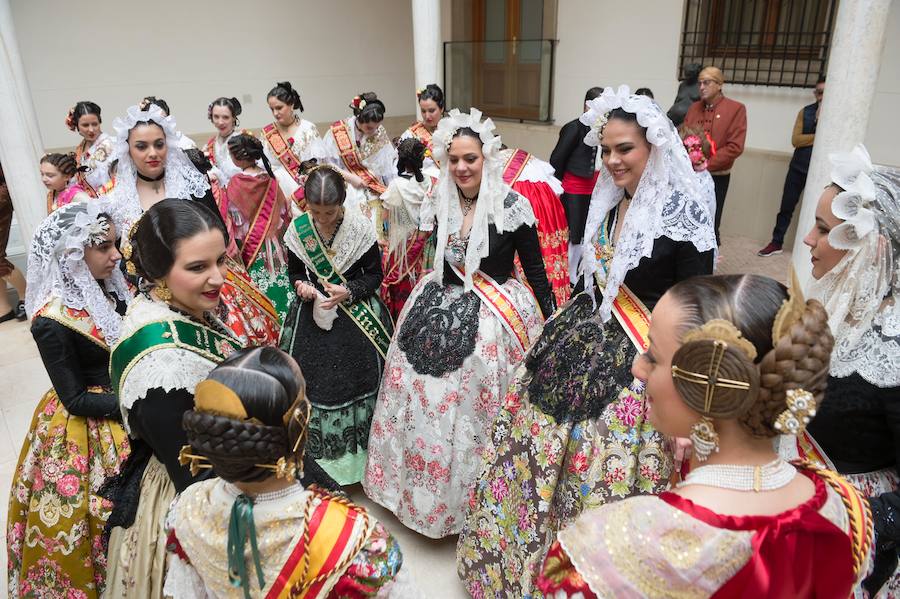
[7,388,130,598]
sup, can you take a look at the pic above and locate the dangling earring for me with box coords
[690,416,719,461]
[155,281,172,302]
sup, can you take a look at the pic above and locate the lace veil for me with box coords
[110,104,210,227]
[424,108,534,290]
[579,85,716,321]
[807,145,900,387]
[25,199,131,343]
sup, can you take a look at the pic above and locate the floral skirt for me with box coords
[104,456,174,599]
[457,293,671,598]
[247,255,292,323]
[7,388,130,598]
[363,272,543,538]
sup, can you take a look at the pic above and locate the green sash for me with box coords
[110,319,244,397]
[293,213,392,359]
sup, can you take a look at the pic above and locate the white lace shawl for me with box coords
[284,208,377,275]
[207,131,242,188]
[108,104,210,229]
[80,132,116,190]
[421,108,536,290]
[807,146,900,387]
[317,117,398,189]
[381,176,432,260]
[498,148,564,194]
[116,294,220,431]
[24,199,131,343]
[579,85,717,321]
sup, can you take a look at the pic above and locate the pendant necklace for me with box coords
[137,170,165,193]
[459,188,478,216]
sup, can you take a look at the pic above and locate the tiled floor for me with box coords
[0,234,793,597]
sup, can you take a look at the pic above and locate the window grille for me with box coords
[678,0,837,87]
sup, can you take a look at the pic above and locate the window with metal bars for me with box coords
[678,0,838,87]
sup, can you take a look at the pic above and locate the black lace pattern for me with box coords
[397,281,481,377]
[525,292,638,422]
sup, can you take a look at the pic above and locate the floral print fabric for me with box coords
[363,272,542,538]
[7,388,130,598]
[457,313,672,597]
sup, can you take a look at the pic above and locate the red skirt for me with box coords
[381,232,431,321]
[512,180,571,306]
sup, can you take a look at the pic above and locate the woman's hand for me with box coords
[294,281,318,301]
[320,282,349,309]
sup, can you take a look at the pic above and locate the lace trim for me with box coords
[284,209,376,274]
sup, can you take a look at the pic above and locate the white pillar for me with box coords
[411,0,442,115]
[791,0,892,288]
[0,0,46,247]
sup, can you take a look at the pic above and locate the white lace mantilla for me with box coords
[578,85,717,320]
[807,146,900,387]
[25,199,131,343]
[116,295,220,430]
[284,208,377,275]
[109,104,211,229]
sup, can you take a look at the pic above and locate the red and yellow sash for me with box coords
[205,137,217,166]
[795,431,831,469]
[408,122,438,167]
[263,123,303,184]
[502,149,532,186]
[801,462,874,579]
[330,120,386,196]
[266,489,372,599]
[224,261,279,324]
[237,177,280,268]
[612,284,650,353]
[74,141,99,198]
[450,263,533,354]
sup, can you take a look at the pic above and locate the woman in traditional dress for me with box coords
[110,103,280,346]
[164,346,415,598]
[204,96,243,188]
[784,145,900,597]
[261,81,321,202]
[8,200,131,597]
[363,109,555,538]
[104,199,241,598]
[498,145,570,305]
[457,86,716,597]
[380,137,434,319]
[280,162,392,486]
[537,274,873,599]
[222,133,292,320]
[400,83,445,173]
[40,152,90,213]
[67,101,115,196]
[318,92,398,233]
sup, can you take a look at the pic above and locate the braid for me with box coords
[183,411,288,483]
[741,300,833,437]
[397,137,426,182]
[227,134,275,178]
[41,152,80,178]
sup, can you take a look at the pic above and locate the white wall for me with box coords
[12,0,416,150]
[552,0,900,166]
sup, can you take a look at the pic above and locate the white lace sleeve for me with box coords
[502,191,537,231]
[364,143,399,185]
[163,553,216,599]
[314,130,343,169]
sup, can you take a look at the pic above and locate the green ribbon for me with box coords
[227,494,266,598]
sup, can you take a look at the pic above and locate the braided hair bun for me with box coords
[667,274,834,438]
[182,346,311,483]
[40,152,81,178]
[397,137,427,182]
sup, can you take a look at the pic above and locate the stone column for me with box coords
[411,0,442,114]
[791,0,892,287]
[0,0,46,246]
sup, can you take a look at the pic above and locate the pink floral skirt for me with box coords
[363,272,542,538]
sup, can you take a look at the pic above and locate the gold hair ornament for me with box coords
[690,416,719,461]
[122,215,145,276]
[773,388,817,435]
[671,319,755,414]
[772,268,806,346]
